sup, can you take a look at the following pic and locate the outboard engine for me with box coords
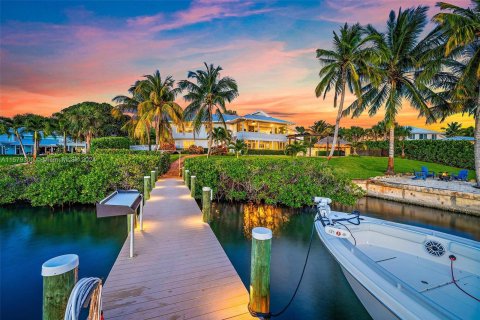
[313,197,361,239]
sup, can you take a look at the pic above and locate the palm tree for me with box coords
[135,71,183,149]
[395,126,413,158]
[23,114,52,160]
[229,139,247,158]
[112,83,154,150]
[209,127,231,146]
[285,141,307,157]
[343,126,366,155]
[315,23,374,160]
[295,126,306,134]
[52,111,71,153]
[429,1,479,185]
[442,121,463,137]
[179,63,239,157]
[1,115,30,162]
[344,7,434,175]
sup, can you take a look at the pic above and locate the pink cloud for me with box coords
[317,0,471,24]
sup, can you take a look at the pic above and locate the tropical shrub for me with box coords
[184,157,364,207]
[186,145,204,154]
[91,137,132,152]
[247,149,285,155]
[0,152,170,207]
[159,142,176,151]
[364,140,474,169]
[210,145,228,155]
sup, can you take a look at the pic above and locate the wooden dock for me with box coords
[102,177,254,320]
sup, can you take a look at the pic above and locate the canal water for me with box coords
[0,205,125,320]
[210,198,480,320]
[1,198,479,320]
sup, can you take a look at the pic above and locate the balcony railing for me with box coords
[235,131,287,142]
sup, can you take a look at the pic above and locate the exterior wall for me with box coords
[171,120,290,150]
[354,179,480,216]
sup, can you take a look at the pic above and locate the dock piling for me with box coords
[191,176,196,198]
[155,166,159,180]
[42,254,79,320]
[202,187,212,223]
[249,227,272,316]
[144,176,151,200]
[150,170,156,189]
[127,213,134,258]
[182,166,185,179]
[185,170,190,188]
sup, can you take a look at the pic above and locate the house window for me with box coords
[409,134,415,140]
[419,134,427,139]
[178,124,193,133]
[432,134,437,140]
[183,140,195,148]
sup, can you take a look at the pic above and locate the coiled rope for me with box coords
[64,277,103,320]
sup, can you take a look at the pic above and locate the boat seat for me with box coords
[370,224,426,244]
[449,242,480,262]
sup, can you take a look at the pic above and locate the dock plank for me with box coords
[102,177,255,320]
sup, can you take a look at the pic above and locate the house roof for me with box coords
[409,127,443,134]
[315,136,350,145]
[211,111,293,125]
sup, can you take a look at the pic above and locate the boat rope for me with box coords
[335,221,357,246]
[449,255,480,302]
[248,218,318,319]
[64,277,103,320]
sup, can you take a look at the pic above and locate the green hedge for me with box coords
[316,150,345,156]
[184,157,364,208]
[0,152,170,207]
[91,137,132,152]
[246,149,286,155]
[364,140,474,169]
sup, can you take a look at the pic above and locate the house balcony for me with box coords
[235,131,287,142]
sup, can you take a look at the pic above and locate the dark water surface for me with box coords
[210,198,480,320]
[0,205,125,320]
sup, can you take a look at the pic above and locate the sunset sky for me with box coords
[0,0,474,130]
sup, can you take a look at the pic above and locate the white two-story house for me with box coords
[171,111,294,150]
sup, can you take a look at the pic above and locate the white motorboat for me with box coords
[313,197,480,320]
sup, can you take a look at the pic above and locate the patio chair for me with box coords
[413,166,435,180]
[451,169,468,181]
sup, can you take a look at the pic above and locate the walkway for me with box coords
[102,177,254,319]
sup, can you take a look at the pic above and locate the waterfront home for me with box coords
[171,111,294,150]
[0,130,86,155]
[407,127,445,140]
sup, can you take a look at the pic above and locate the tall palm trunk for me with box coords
[15,132,29,163]
[474,88,480,186]
[207,105,213,158]
[155,114,160,150]
[63,131,67,153]
[328,77,346,160]
[33,131,38,161]
[386,125,395,175]
[86,130,92,153]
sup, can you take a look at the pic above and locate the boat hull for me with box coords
[341,266,399,320]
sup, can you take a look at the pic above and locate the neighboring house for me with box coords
[171,111,294,150]
[0,130,86,155]
[407,127,445,140]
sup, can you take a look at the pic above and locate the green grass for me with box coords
[325,156,475,180]
[213,155,476,180]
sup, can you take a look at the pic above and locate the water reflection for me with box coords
[0,205,125,320]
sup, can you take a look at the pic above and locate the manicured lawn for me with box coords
[216,155,475,180]
[325,156,475,180]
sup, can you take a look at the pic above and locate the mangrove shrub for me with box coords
[0,152,170,207]
[184,157,364,207]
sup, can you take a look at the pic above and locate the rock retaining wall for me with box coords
[354,179,480,216]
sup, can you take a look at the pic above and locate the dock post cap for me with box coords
[41,254,79,276]
[151,170,155,173]
[202,187,211,191]
[144,176,150,178]
[252,227,272,240]
[185,170,190,172]
[191,175,196,178]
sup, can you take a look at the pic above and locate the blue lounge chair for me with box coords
[451,169,468,181]
[413,166,435,180]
